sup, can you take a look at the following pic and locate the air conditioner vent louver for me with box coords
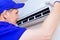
[17,7,50,27]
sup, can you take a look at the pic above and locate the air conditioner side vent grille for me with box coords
[17,7,50,25]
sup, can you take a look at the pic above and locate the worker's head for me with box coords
[0,0,25,25]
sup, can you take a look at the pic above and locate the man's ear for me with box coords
[2,10,10,19]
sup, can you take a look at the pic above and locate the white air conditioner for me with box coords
[17,0,52,27]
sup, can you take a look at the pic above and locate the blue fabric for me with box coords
[0,0,25,13]
[0,21,26,40]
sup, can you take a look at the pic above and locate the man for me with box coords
[0,0,60,40]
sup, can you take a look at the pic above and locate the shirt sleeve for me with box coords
[16,27,27,40]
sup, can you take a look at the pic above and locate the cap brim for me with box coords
[13,3,25,9]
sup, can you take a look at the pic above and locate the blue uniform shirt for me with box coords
[0,21,26,40]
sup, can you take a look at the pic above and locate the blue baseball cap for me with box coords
[0,0,25,14]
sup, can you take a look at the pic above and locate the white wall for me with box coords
[13,0,28,3]
[52,20,60,40]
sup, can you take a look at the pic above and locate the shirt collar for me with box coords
[0,21,15,27]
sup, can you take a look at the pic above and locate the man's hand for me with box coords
[46,0,60,7]
[50,0,60,5]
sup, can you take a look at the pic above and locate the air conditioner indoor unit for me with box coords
[16,0,52,27]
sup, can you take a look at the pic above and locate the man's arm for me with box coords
[20,2,60,40]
